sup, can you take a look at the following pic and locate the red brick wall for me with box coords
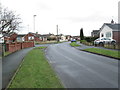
[6,41,34,53]
[113,31,120,44]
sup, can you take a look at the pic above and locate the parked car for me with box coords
[94,38,116,46]
[71,39,76,42]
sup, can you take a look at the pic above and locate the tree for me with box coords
[80,28,84,40]
[0,6,21,38]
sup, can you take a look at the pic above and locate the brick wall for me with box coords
[6,41,34,53]
[113,31,120,44]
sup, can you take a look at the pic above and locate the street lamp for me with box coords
[33,15,37,33]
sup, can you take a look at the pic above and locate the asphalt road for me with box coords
[2,47,33,89]
[46,42,119,88]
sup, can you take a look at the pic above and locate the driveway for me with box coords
[46,42,119,88]
[2,47,33,89]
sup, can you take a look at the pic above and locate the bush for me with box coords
[80,40,87,43]
[84,37,98,42]
[80,40,93,46]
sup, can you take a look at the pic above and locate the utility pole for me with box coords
[56,25,59,42]
[33,15,36,46]
[33,15,37,33]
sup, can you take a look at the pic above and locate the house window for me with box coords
[17,37,21,41]
[106,32,111,38]
[101,34,104,37]
[39,37,42,39]
[28,36,34,40]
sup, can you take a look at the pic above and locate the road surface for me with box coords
[46,42,119,88]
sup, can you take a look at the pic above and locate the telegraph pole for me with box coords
[33,15,37,33]
[56,25,59,42]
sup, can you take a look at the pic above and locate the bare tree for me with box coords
[0,5,22,38]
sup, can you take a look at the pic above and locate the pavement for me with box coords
[2,47,33,89]
[46,42,119,88]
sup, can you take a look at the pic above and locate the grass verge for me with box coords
[9,46,63,88]
[4,51,11,56]
[84,48,120,59]
[35,41,57,44]
[70,42,80,47]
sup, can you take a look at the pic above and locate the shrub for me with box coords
[84,37,98,42]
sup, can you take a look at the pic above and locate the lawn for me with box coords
[9,46,63,88]
[70,42,80,47]
[84,48,120,59]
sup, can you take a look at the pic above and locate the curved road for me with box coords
[46,42,119,88]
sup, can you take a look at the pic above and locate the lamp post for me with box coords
[33,15,37,33]
[33,15,36,47]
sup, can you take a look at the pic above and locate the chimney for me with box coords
[111,19,114,24]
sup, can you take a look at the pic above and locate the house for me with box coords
[24,32,35,41]
[91,30,100,37]
[34,34,42,42]
[99,21,120,43]
[39,35,48,41]
[4,33,18,43]
[59,34,66,42]
[72,36,80,40]
[24,32,41,42]
[66,35,71,41]
[39,33,57,41]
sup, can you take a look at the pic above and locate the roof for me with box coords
[92,30,100,32]
[99,23,120,33]
[106,23,120,31]
[17,34,26,37]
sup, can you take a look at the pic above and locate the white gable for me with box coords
[100,25,113,39]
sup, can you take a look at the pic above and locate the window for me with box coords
[28,36,34,40]
[101,34,104,37]
[106,32,111,38]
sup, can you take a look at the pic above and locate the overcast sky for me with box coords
[1,0,119,36]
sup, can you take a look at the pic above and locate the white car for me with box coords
[94,38,116,46]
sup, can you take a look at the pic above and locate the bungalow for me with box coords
[66,35,71,41]
[99,21,120,43]
[24,32,41,42]
[4,33,18,43]
[59,34,66,42]
[24,32,35,41]
[39,35,48,41]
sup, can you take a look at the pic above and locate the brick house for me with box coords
[4,33,18,43]
[24,32,42,42]
[99,22,120,43]
[24,32,35,41]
